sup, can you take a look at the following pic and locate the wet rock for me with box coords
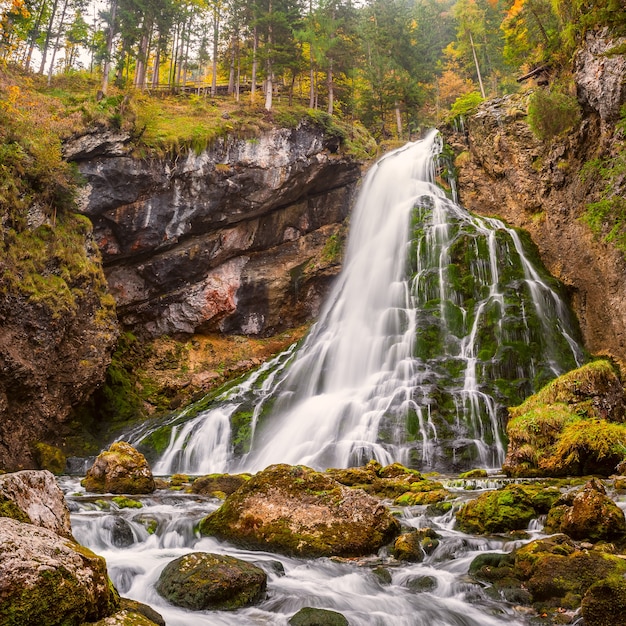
[406,575,437,593]
[544,478,626,541]
[0,469,73,538]
[455,483,559,534]
[190,472,251,497]
[289,607,349,626]
[102,516,135,548]
[469,534,626,618]
[0,517,119,625]
[392,528,440,562]
[371,566,392,585]
[581,576,626,626]
[155,552,266,610]
[503,360,626,478]
[199,464,400,558]
[82,442,155,494]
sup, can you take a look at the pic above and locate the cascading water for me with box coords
[129,129,585,475]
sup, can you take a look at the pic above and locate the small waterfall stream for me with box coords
[129,130,584,475]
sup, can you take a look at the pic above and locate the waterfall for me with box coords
[130,130,585,474]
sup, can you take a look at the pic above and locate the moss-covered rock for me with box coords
[455,483,560,534]
[581,576,626,626]
[504,360,626,477]
[89,598,165,625]
[288,607,349,626]
[199,464,400,558]
[155,552,266,611]
[31,442,66,475]
[82,442,155,494]
[469,533,626,618]
[544,478,626,541]
[0,517,119,625]
[190,473,251,497]
[392,528,440,562]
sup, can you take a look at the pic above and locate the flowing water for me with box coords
[66,131,592,625]
[128,130,585,475]
[62,476,543,626]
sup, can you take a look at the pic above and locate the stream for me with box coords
[62,475,549,626]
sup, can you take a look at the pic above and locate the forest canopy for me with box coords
[0,0,625,138]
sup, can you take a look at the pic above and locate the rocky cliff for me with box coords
[448,29,626,363]
[65,121,361,338]
[0,209,117,471]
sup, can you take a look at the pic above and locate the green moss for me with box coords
[456,483,559,534]
[112,496,143,509]
[0,496,31,524]
[31,442,66,475]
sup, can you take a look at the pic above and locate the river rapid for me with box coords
[61,475,556,626]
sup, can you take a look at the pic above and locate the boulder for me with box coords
[88,599,165,625]
[155,552,266,611]
[0,469,73,538]
[455,483,559,534]
[0,517,119,625]
[392,528,440,562]
[199,464,401,558]
[469,534,626,618]
[582,576,626,626]
[544,478,626,541]
[82,442,155,494]
[289,607,349,626]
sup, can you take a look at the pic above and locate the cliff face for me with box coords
[66,122,361,338]
[0,213,118,471]
[448,29,626,363]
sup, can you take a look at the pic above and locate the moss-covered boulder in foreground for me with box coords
[0,517,119,625]
[469,533,626,619]
[455,483,560,534]
[82,441,155,494]
[503,360,626,477]
[199,464,400,558]
[392,528,440,562]
[544,478,626,541]
[155,552,266,610]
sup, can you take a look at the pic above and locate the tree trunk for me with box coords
[327,60,334,115]
[101,0,118,95]
[211,4,219,96]
[46,0,69,85]
[24,0,46,72]
[264,0,273,111]
[395,102,402,138]
[251,25,258,102]
[469,31,485,98]
[38,0,59,74]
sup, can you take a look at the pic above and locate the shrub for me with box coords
[527,85,581,141]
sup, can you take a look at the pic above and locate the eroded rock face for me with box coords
[82,441,155,494]
[70,122,361,337]
[199,464,401,558]
[0,469,72,538]
[155,552,267,611]
[0,517,118,625]
[575,28,626,126]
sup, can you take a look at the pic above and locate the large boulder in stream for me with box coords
[82,441,155,494]
[155,552,267,610]
[0,517,119,624]
[199,464,401,557]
